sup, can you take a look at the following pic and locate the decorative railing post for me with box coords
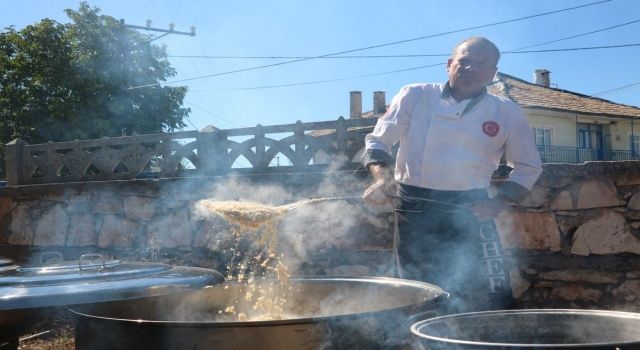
[293,120,305,169]
[336,116,347,158]
[255,125,266,170]
[198,129,229,176]
[5,138,27,186]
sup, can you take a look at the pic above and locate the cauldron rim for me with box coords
[411,308,640,348]
[69,275,448,327]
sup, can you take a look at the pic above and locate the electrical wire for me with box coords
[169,43,640,60]
[184,43,640,92]
[509,19,640,51]
[128,0,611,90]
[503,43,640,53]
[592,82,640,96]
[185,100,243,127]
[188,62,445,91]
[184,116,199,130]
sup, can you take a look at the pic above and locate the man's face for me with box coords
[447,42,498,98]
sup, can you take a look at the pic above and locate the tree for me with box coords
[0,2,189,151]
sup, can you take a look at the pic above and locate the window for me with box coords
[577,123,602,149]
[532,127,551,146]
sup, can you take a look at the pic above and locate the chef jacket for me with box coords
[362,82,542,202]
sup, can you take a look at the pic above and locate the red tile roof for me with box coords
[489,72,640,118]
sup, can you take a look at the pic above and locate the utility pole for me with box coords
[120,19,195,41]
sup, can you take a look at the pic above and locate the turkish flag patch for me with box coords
[482,121,500,137]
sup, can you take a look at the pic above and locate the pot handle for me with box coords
[39,251,63,265]
[79,253,106,270]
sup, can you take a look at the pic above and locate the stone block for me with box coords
[495,211,561,251]
[550,190,573,210]
[92,195,123,215]
[627,211,640,220]
[550,285,603,302]
[539,269,621,284]
[509,268,531,298]
[517,186,549,208]
[98,215,140,248]
[67,212,98,246]
[7,205,34,245]
[628,191,640,210]
[571,210,640,256]
[576,179,625,209]
[33,204,69,246]
[533,281,553,288]
[612,280,640,302]
[0,197,15,218]
[124,195,156,221]
[146,209,193,248]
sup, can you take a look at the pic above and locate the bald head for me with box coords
[452,37,500,66]
[446,36,500,100]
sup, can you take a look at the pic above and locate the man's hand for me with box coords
[363,178,395,205]
[362,164,395,205]
[469,195,511,221]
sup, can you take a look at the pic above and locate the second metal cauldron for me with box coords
[411,308,640,349]
[70,275,447,349]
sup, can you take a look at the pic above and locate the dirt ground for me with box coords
[18,326,74,350]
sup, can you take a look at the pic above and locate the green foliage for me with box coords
[0,2,189,151]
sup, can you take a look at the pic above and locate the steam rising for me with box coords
[191,174,382,276]
[188,172,389,323]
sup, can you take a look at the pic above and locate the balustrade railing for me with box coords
[3,117,378,186]
[4,118,640,186]
[537,145,639,163]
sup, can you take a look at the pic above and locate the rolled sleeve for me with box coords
[497,180,531,202]
[362,85,415,168]
[362,148,394,168]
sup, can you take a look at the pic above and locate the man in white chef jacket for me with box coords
[362,36,542,312]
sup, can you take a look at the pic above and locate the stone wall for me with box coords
[495,161,640,311]
[1,162,640,310]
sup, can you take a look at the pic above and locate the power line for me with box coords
[168,53,450,59]
[169,43,640,60]
[185,100,243,127]
[184,115,199,130]
[189,62,445,91]
[509,19,640,51]
[504,43,640,53]
[168,17,640,60]
[592,82,640,96]
[186,43,640,92]
[129,0,611,90]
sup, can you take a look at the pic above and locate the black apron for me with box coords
[393,183,514,313]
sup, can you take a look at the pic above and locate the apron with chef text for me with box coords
[393,184,513,313]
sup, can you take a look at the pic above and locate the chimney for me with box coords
[349,91,362,119]
[534,69,551,87]
[373,91,386,114]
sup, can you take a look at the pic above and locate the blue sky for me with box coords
[3,0,640,131]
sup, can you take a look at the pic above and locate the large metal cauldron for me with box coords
[0,254,223,349]
[411,309,640,349]
[70,276,447,349]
